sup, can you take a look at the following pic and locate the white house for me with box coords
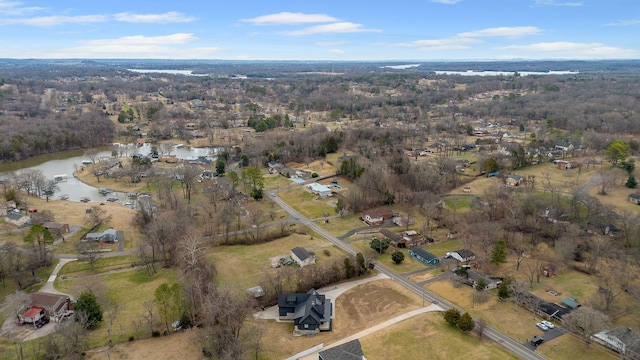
[5,212,30,227]
[591,328,640,358]
[291,247,316,267]
[447,249,476,263]
[307,183,332,199]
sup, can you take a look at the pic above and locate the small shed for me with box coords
[291,247,316,267]
[628,193,640,205]
[408,248,440,266]
[561,297,581,309]
[246,286,265,298]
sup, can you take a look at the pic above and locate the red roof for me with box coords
[23,306,44,318]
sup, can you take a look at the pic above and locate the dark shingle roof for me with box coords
[410,247,438,261]
[379,229,402,242]
[291,247,312,261]
[319,339,364,360]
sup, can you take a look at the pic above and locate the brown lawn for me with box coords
[85,328,204,360]
[258,279,423,359]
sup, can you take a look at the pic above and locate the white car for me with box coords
[541,320,555,329]
[536,322,549,331]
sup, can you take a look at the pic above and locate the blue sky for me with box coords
[0,0,638,60]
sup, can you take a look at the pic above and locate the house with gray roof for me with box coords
[278,289,332,336]
[5,212,30,227]
[319,339,365,360]
[291,247,316,267]
[408,248,440,266]
[84,228,120,243]
[592,328,640,359]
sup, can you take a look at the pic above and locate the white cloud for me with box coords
[496,42,639,59]
[283,22,381,36]
[47,34,220,59]
[396,36,479,50]
[430,0,463,4]
[114,11,196,24]
[459,26,542,39]
[397,26,540,51]
[328,49,344,54]
[0,0,44,15]
[532,0,582,6]
[603,19,640,27]
[83,33,197,46]
[0,15,108,27]
[316,41,348,46]
[242,12,338,25]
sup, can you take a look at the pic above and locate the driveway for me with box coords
[254,273,389,321]
[522,326,566,351]
[0,257,77,342]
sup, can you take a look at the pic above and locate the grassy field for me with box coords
[55,266,180,347]
[319,214,366,237]
[57,255,140,277]
[209,233,338,290]
[360,312,518,360]
[278,187,336,219]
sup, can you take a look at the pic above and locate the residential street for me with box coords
[267,191,546,360]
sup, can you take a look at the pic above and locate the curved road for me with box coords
[268,192,545,360]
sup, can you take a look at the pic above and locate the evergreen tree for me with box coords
[391,251,405,264]
[216,160,225,175]
[458,313,475,332]
[75,291,103,329]
[444,309,461,326]
[490,240,507,265]
[626,175,637,189]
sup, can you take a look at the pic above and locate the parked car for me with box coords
[541,320,555,329]
[536,322,549,331]
[531,336,544,346]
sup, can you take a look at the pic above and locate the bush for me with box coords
[444,308,461,326]
[323,249,331,256]
[152,330,161,337]
[311,172,319,178]
[128,336,135,342]
[391,251,405,264]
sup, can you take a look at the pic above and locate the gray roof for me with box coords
[455,249,475,259]
[6,212,26,220]
[319,339,364,360]
[379,229,403,242]
[291,247,312,261]
[410,247,438,262]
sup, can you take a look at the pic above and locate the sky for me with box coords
[0,0,638,61]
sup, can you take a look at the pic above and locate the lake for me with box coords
[0,144,216,203]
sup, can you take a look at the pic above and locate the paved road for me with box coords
[267,192,546,360]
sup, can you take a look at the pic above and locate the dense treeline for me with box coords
[0,109,114,162]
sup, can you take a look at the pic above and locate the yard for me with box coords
[55,266,181,348]
[256,278,424,359]
[209,233,338,290]
[277,187,336,219]
[360,312,517,360]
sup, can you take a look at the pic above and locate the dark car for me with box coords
[530,336,544,346]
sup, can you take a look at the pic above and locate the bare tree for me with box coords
[77,240,103,272]
[84,148,100,164]
[563,307,609,348]
[84,205,112,231]
[476,318,488,340]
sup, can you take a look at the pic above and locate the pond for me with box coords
[0,144,217,204]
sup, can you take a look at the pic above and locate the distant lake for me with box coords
[433,70,579,76]
[127,69,209,76]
